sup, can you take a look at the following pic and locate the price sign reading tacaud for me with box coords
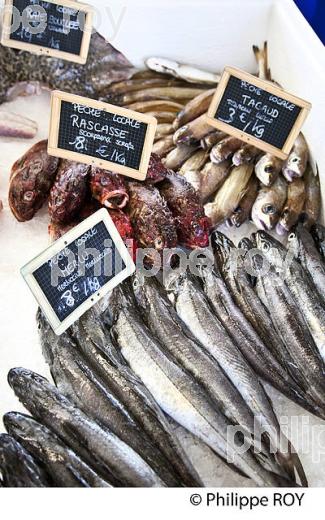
[207,67,311,160]
[48,90,157,181]
[21,209,135,335]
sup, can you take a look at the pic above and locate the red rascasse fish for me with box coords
[90,167,129,209]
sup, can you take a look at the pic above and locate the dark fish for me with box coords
[49,161,90,224]
[90,167,129,209]
[301,165,321,227]
[159,172,211,248]
[38,311,182,487]
[0,32,136,104]
[311,224,325,260]
[4,413,110,488]
[0,433,50,487]
[127,181,178,262]
[74,308,201,487]
[7,368,165,487]
[9,140,59,222]
[111,284,291,487]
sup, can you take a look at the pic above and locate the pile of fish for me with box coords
[107,45,319,233]
[8,142,211,258]
[2,222,325,487]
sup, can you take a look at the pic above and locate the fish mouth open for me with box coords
[103,191,129,209]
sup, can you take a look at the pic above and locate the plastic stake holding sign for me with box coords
[48,91,158,181]
[207,67,311,160]
[21,209,135,335]
[1,0,93,64]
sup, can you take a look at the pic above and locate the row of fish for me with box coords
[8,141,211,259]
[2,222,325,487]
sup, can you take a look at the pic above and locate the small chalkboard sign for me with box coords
[1,0,93,64]
[207,67,311,159]
[21,209,135,335]
[48,91,157,180]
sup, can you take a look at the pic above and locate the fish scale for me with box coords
[113,304,287,487]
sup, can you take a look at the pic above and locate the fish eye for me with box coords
[262,204,275,215]
[264,166,274,173]
[288,232,296,241]
[262,243,269,252]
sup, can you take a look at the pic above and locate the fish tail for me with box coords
[276,442,308,487]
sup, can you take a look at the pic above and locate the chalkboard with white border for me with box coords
[1,0,93,64]
[207,67,311,160]
[21,209,135,335]
[48,91,157,181]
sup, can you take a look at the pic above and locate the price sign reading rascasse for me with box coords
[1,0,93,64]
[48,91,157,181]
[21,209,135,335]
[207,67,311,159]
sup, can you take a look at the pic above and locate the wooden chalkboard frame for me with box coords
[1,0,93,64]
[21,209,135,335]
[207,67,311,160]
[48,90,158,180]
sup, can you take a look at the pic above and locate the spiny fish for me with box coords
[4,413,110,488]
[0,433,50,487]
[9,140,59,222]
[49,161,90,224]
[8,368,165,487]
[90,167,129,209]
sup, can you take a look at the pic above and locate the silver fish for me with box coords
[4,413,110,488]
[0,111,37,138]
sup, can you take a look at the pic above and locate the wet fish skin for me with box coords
[232,145,260,166]
[311,224,325,260]
[4,413,110,488]
[201,131,227,150]
[254,231,325,363]
[73,308,202,487]
[255,154,283,186]
[283,134,308,182]
[163,144,200,170]
[0,433,50,487]
[210,230,306,384]
[112,291,289,487]
[8,368,165,487]
[251,176,287,231]
[199,266,322,417]
[9,140,59,222]
[39,312,180,487]
[276,178,305,235]
[174,114,214,145]
[164,270,304,484]
[288,224,325,298]
[146,57,220,85]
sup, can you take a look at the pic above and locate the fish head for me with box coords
[253,231,287,267]
[162,268,188,297]
[146,57,179,75]
[210,230,235,269]
[7,368,52,415]
[146,154,168,184]
[255,156,279,186]
[251,196,280,231]
[131,271,152,311]
[181,215,211,249]
[3,412,33,440]
[285,154,303,179]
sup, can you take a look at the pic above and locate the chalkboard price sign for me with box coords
[207,67,311,159]
[1,0,93,64]
[21,209,135,335]
[48,91,157,181]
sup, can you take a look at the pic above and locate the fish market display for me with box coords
[1,30,325,490]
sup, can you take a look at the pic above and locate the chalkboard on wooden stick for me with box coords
[1,0,93,64]
[207,67,311,160]
[21,209,135,335]
[48,91,157,181]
